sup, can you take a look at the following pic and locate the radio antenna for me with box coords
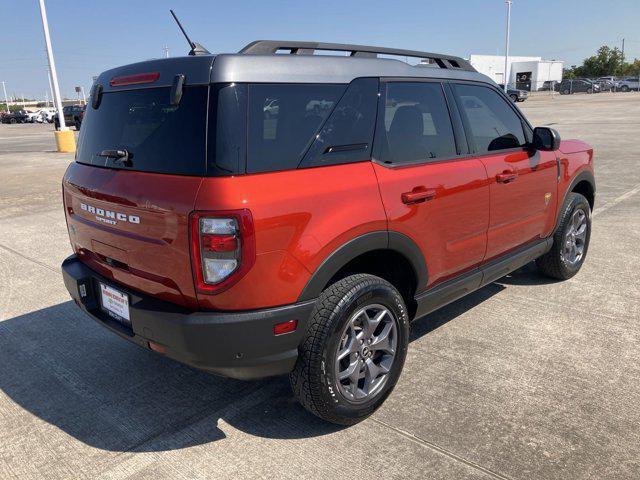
[169,9,210,56]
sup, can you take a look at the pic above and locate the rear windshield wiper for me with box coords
[98,149,132,166]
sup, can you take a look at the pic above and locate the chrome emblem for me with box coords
[80,203,140,225]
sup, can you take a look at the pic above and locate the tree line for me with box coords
[565,45,640,79]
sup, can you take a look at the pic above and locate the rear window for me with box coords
[76,85,208,175]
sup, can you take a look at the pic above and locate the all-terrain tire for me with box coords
[536,192,591,280]
[290,274,410,425]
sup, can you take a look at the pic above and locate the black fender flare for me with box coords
[554,169,596,233]
[297,231,428,301]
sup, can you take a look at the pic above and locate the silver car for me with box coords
[618,77,640,92]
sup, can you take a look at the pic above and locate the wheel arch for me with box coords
[554,169,596,233]
[297,231,428,315]
[571,178,595,210]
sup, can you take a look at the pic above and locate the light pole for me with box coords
[1,81,9,113]
[37,0,75,152]
[503,0,512,92]
[46,65,55,108]
[37,0,67,131]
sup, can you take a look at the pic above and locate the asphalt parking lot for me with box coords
[0,92,639,480]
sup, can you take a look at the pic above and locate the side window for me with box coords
[247,83,345,174]
[453,84,526,154]
[299,78,379,168]
[208,83,247,175]
[376,82,457,165]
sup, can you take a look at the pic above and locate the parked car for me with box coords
[618,77,640,92]
[596,76,618,84]
[37,108,57,123]
[1,110,30,124]
[591,79,615,92]
[538,81,556,91]
[54,104,85,130]
[556,79,600,94]
[61,40,595,425]
[25,110,46,123]
[498,84,529,102]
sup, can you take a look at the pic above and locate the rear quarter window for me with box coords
[246,83,346,173]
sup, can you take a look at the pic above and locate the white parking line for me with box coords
[592,183,640,217]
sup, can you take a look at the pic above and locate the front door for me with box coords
[373,81,490,289]
[451,83,558,261]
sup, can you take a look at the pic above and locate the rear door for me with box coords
[373,80,490,289]
[63,66,211,309]
[451,83,558,261]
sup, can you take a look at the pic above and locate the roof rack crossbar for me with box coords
[239,40,476,72]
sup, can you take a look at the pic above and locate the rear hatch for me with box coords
[63,56,215,309]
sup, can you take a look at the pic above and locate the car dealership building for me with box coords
[469,55,564,91]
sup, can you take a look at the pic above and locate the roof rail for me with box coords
[239,40,476,72]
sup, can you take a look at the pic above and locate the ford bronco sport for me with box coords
[61,41,595,425]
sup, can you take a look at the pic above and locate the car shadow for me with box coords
[0,279,509,453]
[496,261,561,286]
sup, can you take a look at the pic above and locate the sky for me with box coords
[1,0,639,100]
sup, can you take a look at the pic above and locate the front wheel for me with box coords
[290,274,409,425]
[509,94,518,102]
[536,192,591,280]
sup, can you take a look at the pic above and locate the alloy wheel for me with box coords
[561,209,587,267]
[334,304,398,403]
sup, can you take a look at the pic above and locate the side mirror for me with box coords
[533,126,561,151]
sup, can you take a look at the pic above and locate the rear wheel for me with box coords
[290,274,409,425]
[562,88,571,95]
[621,85,630,92]
[536,192,591,280]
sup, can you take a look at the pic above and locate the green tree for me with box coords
[620,58,640,76]
[573,45,626,77]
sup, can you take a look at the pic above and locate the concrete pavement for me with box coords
[0,93,639,479]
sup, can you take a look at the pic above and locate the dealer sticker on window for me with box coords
[100,283,130,324]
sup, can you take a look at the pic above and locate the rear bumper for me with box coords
[61,254,315,380]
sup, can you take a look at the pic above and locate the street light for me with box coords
[1,81,9,114]
[37,0,75,152]
[503,0,512,92]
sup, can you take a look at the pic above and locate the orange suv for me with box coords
[61,41,595,425]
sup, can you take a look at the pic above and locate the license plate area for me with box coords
[99,282,131,326]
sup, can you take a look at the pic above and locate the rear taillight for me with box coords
[189,210,255,294]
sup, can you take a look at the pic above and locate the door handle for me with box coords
[401,187,436,205]
[496,171,518,183]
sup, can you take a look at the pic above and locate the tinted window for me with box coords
[453,84,525,153]
[76,86,207,175]
[208,83,247,175]
[247,84,345,173]
[377,82,456,164]
[299,78,378,168]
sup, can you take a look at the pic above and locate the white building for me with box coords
[469,55,564,91]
